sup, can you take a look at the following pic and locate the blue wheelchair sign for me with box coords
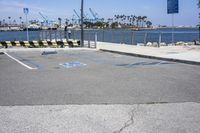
[167,0,179,14]
[60,61,87,69]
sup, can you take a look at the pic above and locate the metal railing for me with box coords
[70,29,198,47]
[0,29,198,48]
[91,30,198,45]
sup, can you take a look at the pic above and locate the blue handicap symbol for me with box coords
[60,61,86,69]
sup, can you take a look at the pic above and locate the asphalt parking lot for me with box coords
[0,49,200,106]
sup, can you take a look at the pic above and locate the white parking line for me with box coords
[4,52,37,70]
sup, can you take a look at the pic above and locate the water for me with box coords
[0,31,40,42]
[85,28,199,44]
[0,28,198,44]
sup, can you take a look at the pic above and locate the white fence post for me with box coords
[94,32,97,48]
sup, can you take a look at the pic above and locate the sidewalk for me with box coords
[97,42,200,65]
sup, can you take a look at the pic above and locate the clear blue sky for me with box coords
[0,0,199,26]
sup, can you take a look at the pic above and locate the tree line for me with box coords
[83,14,152,29]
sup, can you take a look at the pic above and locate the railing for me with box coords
[88,30,198,45]
[0,29,198,48]
[70,30,198,47]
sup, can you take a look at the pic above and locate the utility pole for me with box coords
[81,0,84,47]
[26,14,29,41]
[172,13,174,45]
[198,0,200,41]
[65,20,68,40]
[198,7,200,41]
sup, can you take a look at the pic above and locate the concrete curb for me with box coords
[100,49,200,65]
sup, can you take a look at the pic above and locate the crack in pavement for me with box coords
[113,106,138,133]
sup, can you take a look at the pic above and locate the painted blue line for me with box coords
[11,53,42,69]
[63,53,116,65]
[125,61,173,68]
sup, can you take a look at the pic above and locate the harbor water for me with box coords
[0,28,198,44]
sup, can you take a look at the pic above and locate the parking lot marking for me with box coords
[60,61,87,69]
[115,61,174,68]
[4,52,37,70]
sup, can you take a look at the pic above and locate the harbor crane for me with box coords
[73,9,81,24]
[73,9,90,23]
[89,8,98,21]
[39,12,55,27]
[73,9,81,19]
[39,12,49,26]
[89,8,104,22]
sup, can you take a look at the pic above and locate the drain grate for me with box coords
[41,51,57,55]
[167,52,179,54]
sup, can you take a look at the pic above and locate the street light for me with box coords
[81,0,84,47]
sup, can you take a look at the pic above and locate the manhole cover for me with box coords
[167,52,179,54]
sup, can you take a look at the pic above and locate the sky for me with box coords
[0,0,199,26]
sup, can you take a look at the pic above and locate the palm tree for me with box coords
[127,16,130,25]
[123,15,126,24]
[13,20,16,25]
[19,17,22,26]
[135,16,140,27]
[146,21,152,28]
[3,19,5,26]
[114,15,120,24]
[133,15,136,26]
[65,18,69,27]
[141,16,147,27]
[130,15,136,26]
[58,18,62,27]
[8,16,11,25]
[119,15,123,24]
[114,15,117,22]
[137,16,144,27]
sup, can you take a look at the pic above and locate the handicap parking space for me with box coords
[2,49,179,71]
[0,49,200,106]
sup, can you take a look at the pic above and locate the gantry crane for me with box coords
[39,12,55,27]
[89,8,98,21]
[89,8,104,22]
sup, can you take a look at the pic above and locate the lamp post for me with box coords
[81,0,84,47]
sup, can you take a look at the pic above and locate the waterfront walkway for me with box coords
[97,42,200,64]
